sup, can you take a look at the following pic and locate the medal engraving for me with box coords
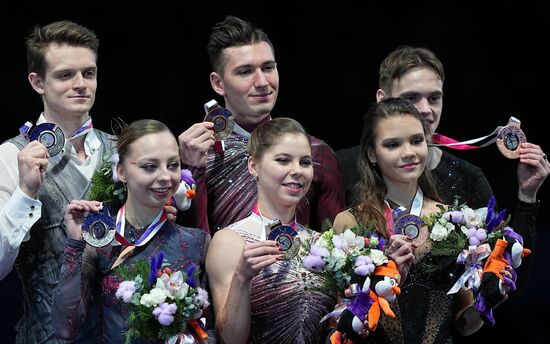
[203,100,235,140]
[82,207,116,247]
[496,117,526,159]
[29,123,65,157]
[394,213,428,247]
[268,225,301,260]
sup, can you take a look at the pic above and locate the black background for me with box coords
[1,1,547,342]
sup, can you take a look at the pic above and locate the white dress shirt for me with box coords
[0,114,102,279]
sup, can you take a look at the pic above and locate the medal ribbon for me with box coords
[431,126,502,150]
[114,204,168,247]
[385,187,424,235]
[68,117,93,140]
[19,121,33,140]
[18,117,93,142]
[204,100,227,153]
[252,203,296,241]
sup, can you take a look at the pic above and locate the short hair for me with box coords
[379,45,445,94]
[207,15,274,74]
[248,117,309,161]
[26,20,99,77]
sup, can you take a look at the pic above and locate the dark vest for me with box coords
[8,130,116,344]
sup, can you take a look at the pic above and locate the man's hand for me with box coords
[18,141,49,198]
[178,122,216,168]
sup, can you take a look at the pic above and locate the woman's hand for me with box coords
[235,240,282,281]
[386,234,416,284]
[64,200,103,241]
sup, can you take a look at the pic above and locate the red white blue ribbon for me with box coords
[115,204,167,247]
[68,117,94,140]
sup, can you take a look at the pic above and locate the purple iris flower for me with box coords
[185,263,198,289]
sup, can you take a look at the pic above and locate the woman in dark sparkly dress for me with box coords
[206,118,336,344]
[51,120,209,343]
[332,98,531,343]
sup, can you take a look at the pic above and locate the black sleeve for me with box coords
[509,200,539,294]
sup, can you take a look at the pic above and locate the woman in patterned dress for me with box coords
[206,117,336,344]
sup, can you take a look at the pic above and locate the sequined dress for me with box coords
[339,203,459,344]
[364,251,460,344]
[183,122,345,234]
[229,213,336,344]
[338,148,538,342]
[351,203,536,343]
[52,221,209,344]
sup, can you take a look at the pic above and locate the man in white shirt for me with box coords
[0,20,114,343]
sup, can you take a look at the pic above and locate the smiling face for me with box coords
[369,114,428,188]
[248,133,313,210]
[29,43,97,120]
[210,41,278,126]
[117,130,181,218]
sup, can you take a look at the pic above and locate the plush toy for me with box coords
[502,227,531,269]
[476,233,531,324]
[330,260,401,344]
[167,169,196,211]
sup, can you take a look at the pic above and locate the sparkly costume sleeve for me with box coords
[307,137,346,230]
[433,150,494,208]
[52,238,97,340]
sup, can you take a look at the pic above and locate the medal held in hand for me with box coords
[203,99,234,140]
[20,121,65,157]
[496,116,526,159]
[394,213,428,247]
[267,220,301,261]
[82,205,116,247]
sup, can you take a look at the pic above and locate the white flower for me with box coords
[157,271,190,300]
[315,236,330,249]
[368,249,389,266]
[333,229,364,252]
[140,287,167,307]
[431,222,451,241]
[326,248,347,271]
[461,207,487,228]
[111,153,120,182]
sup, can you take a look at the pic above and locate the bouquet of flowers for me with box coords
[422,196,531,324]
[303,225,388,292]
[115,251,210,343]
[88,152,126,210]
[303,225,402,341]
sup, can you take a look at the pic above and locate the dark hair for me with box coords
[352,98,439,238]
[207,15,274,74]
[379,46,445,94]
[26,20,99,77]
[248,117,309,161]
[117,119,173,163]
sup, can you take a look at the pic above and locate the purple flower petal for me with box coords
[303,255,325,272]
